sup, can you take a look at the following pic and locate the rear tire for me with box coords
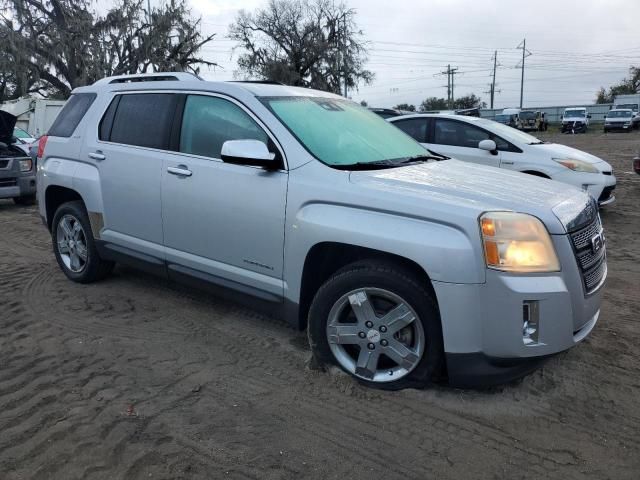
[308,261,444,390]
[13,194,36,206]
[52,200,114,283]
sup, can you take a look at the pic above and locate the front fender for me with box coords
[284,202,485,303]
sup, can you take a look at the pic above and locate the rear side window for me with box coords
[48,93,97,137]
[106,93,176,149]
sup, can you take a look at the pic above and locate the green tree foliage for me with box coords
[229,0,373,94]
[393,103,415,111]
[418,94,485,112]
[0,0,216,101]
[595,67,639,104]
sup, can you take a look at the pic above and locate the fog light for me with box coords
[523,300,539,345]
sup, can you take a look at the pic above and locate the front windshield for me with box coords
[262,97,426,166]
[607,110,632,118]
[495,114,510,122]
[564,110,585,118]
[13,128,32,139]
[616,104,638,112]
[519,111,536,120]
[483,118,542,144]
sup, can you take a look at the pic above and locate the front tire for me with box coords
[52,201,114,283]
[308,261,444,390]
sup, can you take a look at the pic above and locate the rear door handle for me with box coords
[88,151,106,161]
[167,165,192,177]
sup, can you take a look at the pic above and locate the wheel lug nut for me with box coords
[367,343,375,350]
[380,326,387,333]
[365,321,373,328]
[358,331,366,338]
[381,339,388,347]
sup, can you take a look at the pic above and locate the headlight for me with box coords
[480,212,560,273]
[552,158,598,173]
[19,159,33,172]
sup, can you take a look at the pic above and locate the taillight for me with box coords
[37,135,49,159]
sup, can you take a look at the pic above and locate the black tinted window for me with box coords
[109,93,176,149]
[48,93,96,137]
[180,95,269,159]
[394,118,428,143]
[434,119,490,148]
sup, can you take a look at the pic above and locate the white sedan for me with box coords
[388,114,616,206]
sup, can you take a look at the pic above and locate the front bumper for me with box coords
[433,234,604,387]
[0,174,36,199]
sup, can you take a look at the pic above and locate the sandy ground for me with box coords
[0,130,639,480]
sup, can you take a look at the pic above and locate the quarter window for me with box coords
[48,93,97,138]
[107,93,176,149]
[179,95,269,160]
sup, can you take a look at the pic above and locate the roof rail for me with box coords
[228,80,285,85]
[93,72,202,86]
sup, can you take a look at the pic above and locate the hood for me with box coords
[0,110,17,145]
[349,160,592,234]
[531,143,608,167]
[563,116,586,122]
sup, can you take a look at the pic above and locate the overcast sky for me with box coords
[185,0,639,109]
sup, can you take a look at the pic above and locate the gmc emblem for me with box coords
[591,230,605,254]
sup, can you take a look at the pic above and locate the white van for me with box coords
[561,108,590,133]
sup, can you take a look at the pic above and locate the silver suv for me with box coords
[37,73,606,389]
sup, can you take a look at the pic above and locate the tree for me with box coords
[595,67,639,104]
[419,97,448,112]
[453,94,486,109]
[0,0,216,101]
[229,0,373,94]
[394,103,415,111]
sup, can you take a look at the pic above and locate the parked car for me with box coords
[518,110,548,131]
[368,108,406,119]
[12,127,37,154]
[0,111,37,205]
[612,93,640,129]
[494,113,518,128]
[633,155,640,175]
[604,109,634,133]
[37,73,606,389]
[388,113,616,206]
[561,108,590,133]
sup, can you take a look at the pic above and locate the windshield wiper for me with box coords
[528,141,545,145]
[396,150,449,163]
[332,160,401,170]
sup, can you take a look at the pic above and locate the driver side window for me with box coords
[180,95,271,160]
[433,119,490,148]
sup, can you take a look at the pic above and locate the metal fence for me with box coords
[480,103,614,124]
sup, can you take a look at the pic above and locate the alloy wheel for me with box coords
[326,288,425,383]
[56,214,88,273]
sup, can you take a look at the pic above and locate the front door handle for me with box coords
[88,151,106,161]
[167,165,192,177]
[502,161,514,165]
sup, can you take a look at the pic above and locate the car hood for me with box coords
[349,160,592,234]
[563,116,586,121]
[606,117,632,123]
[530,143,608,166]
[0,110,17,145]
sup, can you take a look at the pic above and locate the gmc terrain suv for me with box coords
[37,73,606,389]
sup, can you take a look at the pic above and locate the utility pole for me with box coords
[490,50,497,109]
[343,15,348,98]
[516,39,532,109]
[450,66,458,108]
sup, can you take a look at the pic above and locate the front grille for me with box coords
[0,160,9,169]
[0,178,17,188]
[598,185,615,202]
[570,216,607,294]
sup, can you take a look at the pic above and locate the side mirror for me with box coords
[478,139,497,154]
[221,139,277,169]
[587,114,592,118]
